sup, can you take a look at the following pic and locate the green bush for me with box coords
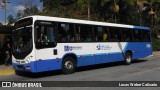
[152,38,160,51]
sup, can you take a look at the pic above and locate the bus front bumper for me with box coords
[12,62,36,73]
[12,59,62,73]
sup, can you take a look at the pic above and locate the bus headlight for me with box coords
[26,56,33,63]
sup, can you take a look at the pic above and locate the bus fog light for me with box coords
[25,66,31,70]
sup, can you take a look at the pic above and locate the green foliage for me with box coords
[151,27,160,51]
[153,38,160,51]
[7,14,16,25]
[40,0,77,18]
[77,0,88,9]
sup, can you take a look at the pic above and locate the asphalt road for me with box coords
[0,56,160,90]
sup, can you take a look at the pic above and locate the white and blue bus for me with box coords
[12,16,152,74]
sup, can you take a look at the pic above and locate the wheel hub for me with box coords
[65,61,73,70]
[126,55,131,62]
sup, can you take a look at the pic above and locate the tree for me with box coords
[110,0,120,23]
[16,0,39,18]
[77,0,91,20]
[16,10,23,19]
[7,14,16,25]
[39,0,160,27]
[23,5,38,16]
[96,0,120,23]
[146,0,160,27]
[40,0,92,19]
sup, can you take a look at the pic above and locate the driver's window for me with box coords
[35,25,56,49]
[36,26,55,42]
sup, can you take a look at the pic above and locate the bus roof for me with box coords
[18,15,150,30]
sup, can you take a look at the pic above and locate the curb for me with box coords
[0,67,15,76]
[153,54,160,57]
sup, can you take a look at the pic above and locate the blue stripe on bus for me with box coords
[133,26,150,30]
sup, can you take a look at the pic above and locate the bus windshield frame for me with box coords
[12,18,33,59]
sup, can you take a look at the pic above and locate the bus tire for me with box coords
[62,56,76,74]
[124,52,132,65]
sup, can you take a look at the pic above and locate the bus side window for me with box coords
[122,29,133,42]
[94,26,103,42]
[142,30,150,42]
[58,24,66,42]
[133,30,142,41]
[109,27,122,42]
[71,24,94,42]
[58,23,74,42]
[78,24,93,42]
[47,27,55,43]
[40,26,48,43]
[103,28,109,41]
[36,26,48,43]
[35,24,56,49]
[75,26,81,42]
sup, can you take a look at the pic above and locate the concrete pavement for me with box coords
[0,51,159,76]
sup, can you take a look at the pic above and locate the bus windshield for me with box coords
[12,27,33,59]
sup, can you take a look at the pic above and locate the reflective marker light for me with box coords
[25,66,31,70]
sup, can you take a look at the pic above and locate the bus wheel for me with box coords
[62,57,76,74]
[124,52,132,65]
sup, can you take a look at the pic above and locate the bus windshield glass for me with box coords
[12,27,33,59]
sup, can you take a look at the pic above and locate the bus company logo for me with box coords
[96,44,112,50]
[64,46,70,51]
[2,82,11,87]
[64,46,82,51]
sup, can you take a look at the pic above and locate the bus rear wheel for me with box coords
[124,52,132,65]
[62,57,76,74]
